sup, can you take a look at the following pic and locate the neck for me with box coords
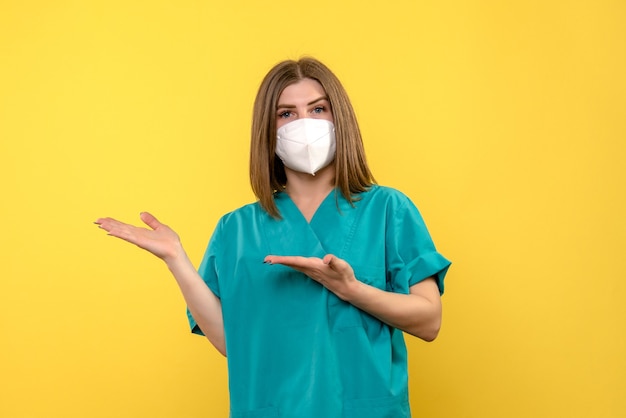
[284,164,335,200]
[283,164,336,222]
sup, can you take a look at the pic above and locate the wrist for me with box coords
[164,242,190,270]
[336,277,362,302]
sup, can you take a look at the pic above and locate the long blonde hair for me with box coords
[250,57,375,218]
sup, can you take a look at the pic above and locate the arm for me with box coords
[95,212,226,356]
[163,250,226,356]
[264,254,442,342]
[340,275,441,342]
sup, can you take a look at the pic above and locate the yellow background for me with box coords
[1,1,624,417]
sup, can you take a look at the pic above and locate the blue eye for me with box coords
[278,111,292,118]
[312,106,324,114]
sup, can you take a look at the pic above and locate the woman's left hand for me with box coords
[264,254,357,300]
[265,253,443,341]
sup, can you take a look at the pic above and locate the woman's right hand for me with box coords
[96,212,227,355]
[95,212,183,263]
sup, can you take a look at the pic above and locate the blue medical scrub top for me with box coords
[188,185,451,418]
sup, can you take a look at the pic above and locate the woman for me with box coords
[96,57,451,417]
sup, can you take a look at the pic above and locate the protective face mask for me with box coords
[275,118,336,176]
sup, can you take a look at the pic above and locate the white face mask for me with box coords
[275,118,336,176]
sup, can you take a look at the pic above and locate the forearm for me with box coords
[338,278,442,342]
[165,250,226,356]
[94,213,226,353]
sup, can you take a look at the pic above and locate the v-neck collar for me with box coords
[270,188,370,259]
[275,188,337,225]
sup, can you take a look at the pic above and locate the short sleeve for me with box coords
[385,193,451,295]
[187,218,223,336]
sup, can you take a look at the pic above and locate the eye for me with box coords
[312,106,325,114]
[278,111,293,119]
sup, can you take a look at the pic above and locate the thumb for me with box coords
[140,212,161,230]
[323,254,347,272]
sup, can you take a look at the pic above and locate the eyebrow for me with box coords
[276,96,329,109]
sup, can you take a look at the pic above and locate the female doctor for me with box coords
[96,57,451,418]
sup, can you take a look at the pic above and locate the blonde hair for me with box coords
[250,57,375,218]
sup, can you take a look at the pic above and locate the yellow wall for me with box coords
[1,1,624,417]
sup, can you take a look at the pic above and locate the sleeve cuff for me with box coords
[405,251,451,295]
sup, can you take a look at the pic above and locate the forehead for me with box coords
[278,78,327,104]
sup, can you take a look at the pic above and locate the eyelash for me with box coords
[278,111,292,119]
[277,106,326,119]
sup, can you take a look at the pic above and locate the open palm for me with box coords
[95,212,182,262]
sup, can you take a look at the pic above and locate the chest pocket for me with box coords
[352,263,387,290]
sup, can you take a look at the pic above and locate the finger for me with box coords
[140,212,161,230]
[94,217,123,232]
[264,255,316,268]
[323,254,350,273]
[94,217,117,226]
[322,254,341,267]
[265,255,299,265]
[93,217,133,238]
